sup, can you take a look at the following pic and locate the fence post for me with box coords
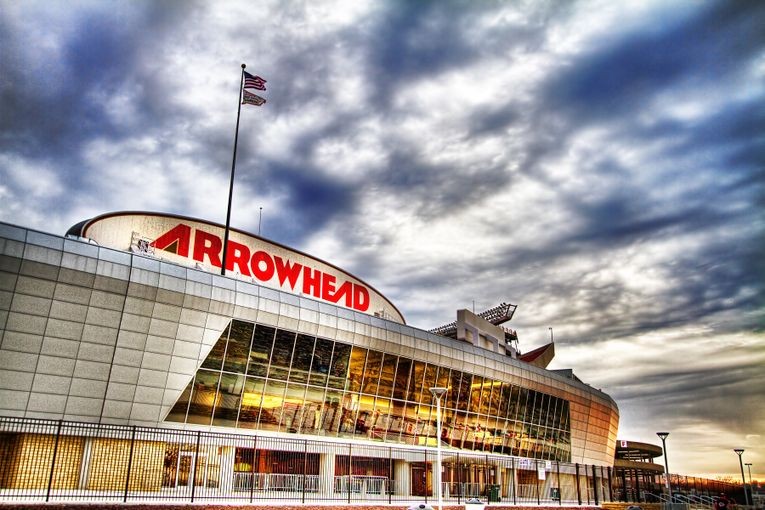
[635,468,642,502]
[190,431,201,503]
[486,454,491,507]
[458,452,463,505]
[511,457,516,505]
[347,443,352,504]
[249,435,257,503]
[607,466,613,502]
[302,439,308,504]
[389,446,393,505]
[535,458,541,505]
[592,464,599,505]
[45,420,64,502]
[123,426,137,502]
[424,448,428,504]
[575,463,582,506]
[557,460,562,506]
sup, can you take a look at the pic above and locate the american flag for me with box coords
[244,71,266,91]
[242,90,266,106]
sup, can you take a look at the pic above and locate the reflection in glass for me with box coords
[280,383,307,432]
[322,390,343,434]
[310,338,333,386]
[223,321,253,374]
[247,325,275,377]
[200,323,230,370]
[421,363,437,403]
[212,373,245,427]
[302,385,325,431]
[448,370,463,410]
[170,318,573,461]
[259,379,287,431]
[457,372,472,411]
[361,350,382,395]
[328,343,351,390]
[469,375,483,414]
[378,353,397,399]
[392,358,410,400]
[387,399,406,442]
[238,376,265,428]
[290,334,315,383]
[435,366,450,395]
[407,361,425,402]
[269,330,295,381]
[187,370,220,425]
[347,347,367,393]
[166,380,192,423]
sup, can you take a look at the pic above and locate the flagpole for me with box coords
[221,63,246,276]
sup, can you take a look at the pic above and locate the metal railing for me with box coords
[0,416,608,505]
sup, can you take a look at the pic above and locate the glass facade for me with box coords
[167,319,572,461]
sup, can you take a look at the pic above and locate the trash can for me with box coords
[407,504,434,510]
[551,487,561,501]
[487,484,501,502]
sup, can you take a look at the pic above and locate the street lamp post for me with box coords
[734,449,751,506]
[745,463,753,504]
[430,387,448,510]
[657,432,673,502]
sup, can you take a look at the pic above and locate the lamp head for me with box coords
[734,448,744,456]
[657,432,670,440]
[430,387,448,398]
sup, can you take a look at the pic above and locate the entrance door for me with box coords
[412,463,432,496]
[177,452,208,487]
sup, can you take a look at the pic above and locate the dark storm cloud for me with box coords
[364,2,478,102]
[376,148,512,219]
[363,1,557,107]
[0,3,190,153]
[612,359,765,435]
[0,2,202,219]
[542,1,765,121]
[259,160,357,246]
[467,103,522,137]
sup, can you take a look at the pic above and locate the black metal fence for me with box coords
[2,416,731,505]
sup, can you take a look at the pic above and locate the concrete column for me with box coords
[319,453,335,496]
[394,459,410,496]
[219,446,236,493]
[78,437,93,489]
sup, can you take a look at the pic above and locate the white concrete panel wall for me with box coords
[0,221,618,466]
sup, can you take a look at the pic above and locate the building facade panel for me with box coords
[1,219,619,477]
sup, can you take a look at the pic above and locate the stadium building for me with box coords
[0,212,619,503]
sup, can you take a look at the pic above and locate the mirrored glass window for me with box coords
[200,323,230,370]
[378,353,397,398]
[347,347,367,393]
[187,369,220,425]
[361,350,382,395]
[328,343,351,390]
[310,338,334,386]
[168,318,572,461]
[223,321,253,374]
[212,373,245,427]
[269,330,295,381]
[238,376,265,428]
[290,334,315,383]
[247,325,275,377]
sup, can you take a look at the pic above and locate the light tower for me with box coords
[430,387,448,510]
[734,449,751,506]
[657,432,672,501]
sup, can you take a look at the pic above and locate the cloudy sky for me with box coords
[1,0,763,480]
